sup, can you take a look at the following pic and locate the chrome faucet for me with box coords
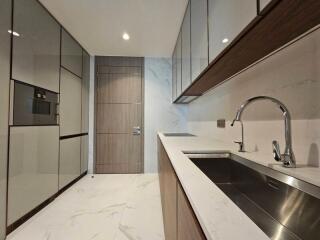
[231,96,296,168]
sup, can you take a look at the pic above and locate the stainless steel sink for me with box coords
[163,133,195,137]
[185,152,320,240]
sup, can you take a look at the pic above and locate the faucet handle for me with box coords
[234,141,245,152]
[272,140,282,161]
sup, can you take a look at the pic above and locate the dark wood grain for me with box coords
[178,0,320,98]
[177,183,206,240]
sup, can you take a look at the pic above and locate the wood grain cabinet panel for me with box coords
[158,140,206,240]
[158,140,177,240]
[177,184,206,240]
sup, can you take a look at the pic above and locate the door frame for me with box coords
[93,56,145,174]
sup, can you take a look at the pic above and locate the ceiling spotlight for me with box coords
[8,30,20,37]
[222,38,229,44]
[122,32,130,41]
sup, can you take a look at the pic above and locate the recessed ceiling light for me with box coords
[122,32,130,41]
[222,38,229,43]
[8,30,20,37]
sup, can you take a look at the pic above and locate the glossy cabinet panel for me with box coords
[176,33,182,97]
[0,0,11,237]
[81,135,89,174]
[61,29,83,77]
[191,0,208,82]
[259,0,272,12]
[208,0,257,62]
[8,126,59,225]
[181,3,191,92]
[59,137,81,189]
[172,46,177,101]
[82,51,90,133]
[60,68,82,136]
[12,0,60,92]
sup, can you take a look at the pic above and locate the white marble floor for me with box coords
[7,174,165,240]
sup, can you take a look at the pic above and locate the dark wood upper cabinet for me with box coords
[174,0,320,103]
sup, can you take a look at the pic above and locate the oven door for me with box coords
[13,82,58,126]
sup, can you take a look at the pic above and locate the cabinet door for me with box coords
[12,0,60,92]
[8,126,59,225]
[181,3,191,92]
[0,0,11,237]
[176,32,182,97]
[172,46,177,102]
[158,141,177,240]
[177,183,206,240]
[81,135,88,174]
[82,51,90,133]
[61,29,83,77]
[59,137,81,189]
[191,0,208,81]
[60,68,82,136]
[208,0,257,62]
[259,0,272,12]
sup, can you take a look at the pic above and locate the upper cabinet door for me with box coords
[172,45,177,102]
[191,0,208,82]
[259,0,272,12]
[12,0,60,92]
[181,3,191,92]
[208,0,257,62]
[60,68,82,136]
[176,32,182,97]
[82,51,90,133]
[61,29,83,77]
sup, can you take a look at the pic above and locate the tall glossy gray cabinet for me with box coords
[191,0,208,81]
[11,0,60,92]
[8,0,60,226]
[59,29,88,189]
[181,2,191,92]
[0,0,11,238]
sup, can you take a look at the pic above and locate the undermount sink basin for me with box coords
[163,133,195,137]
[185,152,320,240]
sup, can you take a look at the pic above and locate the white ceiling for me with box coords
[39,0,188,57]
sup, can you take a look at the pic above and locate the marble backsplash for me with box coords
[144,58,188,173]
[187,26,320,167]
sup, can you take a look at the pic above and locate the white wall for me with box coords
[144,58,188,173]
[187,27,320,167]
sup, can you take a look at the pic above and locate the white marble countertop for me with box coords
[158,132,320,240]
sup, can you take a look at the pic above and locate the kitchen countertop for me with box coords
[158,132,320,240]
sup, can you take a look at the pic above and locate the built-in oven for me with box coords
[13,81,59,126]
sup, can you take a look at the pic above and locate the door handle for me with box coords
[133,126,141,135]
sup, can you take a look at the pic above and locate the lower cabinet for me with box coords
[8,126,59,225]
[59,137,81,189]
[158,139,206,240]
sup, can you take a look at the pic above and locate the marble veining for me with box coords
[7,174,164,240]
[144,58,188,173]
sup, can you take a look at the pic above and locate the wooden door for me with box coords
[95,57,144,173]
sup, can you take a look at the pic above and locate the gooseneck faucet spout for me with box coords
[231,96,296,168]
